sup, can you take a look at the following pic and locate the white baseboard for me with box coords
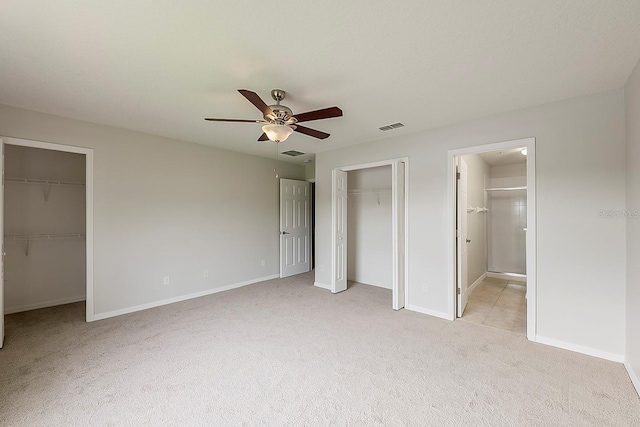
[405,304,452,321]
[5,295,86,314]
[313,281,331,290]
[624,360,640,397]
[347,278,392,290]
[535,335,624,363]
[93,274,279,321]
[467,273,486,295]
[486,271,526,282]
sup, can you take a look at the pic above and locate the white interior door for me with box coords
[0,140,4,347]
[280,179,311,278]
[392,161,405,310]
[332,169,347,293]
[457,158,469,317]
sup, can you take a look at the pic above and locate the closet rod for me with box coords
[347,188,392,195]
[5,178,85,187]
[485,186,527,191]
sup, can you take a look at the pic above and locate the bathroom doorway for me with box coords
[448,138,536,340]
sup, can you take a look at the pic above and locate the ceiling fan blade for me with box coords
[293,106,342,123]
[294,125,330,139]
[257,133,269,141]
[204,118,262,123]
[238,89,274,117]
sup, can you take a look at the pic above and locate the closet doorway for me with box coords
[331,158,408,310]
[0,137,94,348]
[448,138,536,340]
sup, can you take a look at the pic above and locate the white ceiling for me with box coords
[1,1,640,163]
[477,148,526,166]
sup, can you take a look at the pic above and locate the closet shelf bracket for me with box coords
[5,177,85,202]
[4,233,86,256]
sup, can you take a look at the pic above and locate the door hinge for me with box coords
[456,172,461,180]
[457,288,461,295]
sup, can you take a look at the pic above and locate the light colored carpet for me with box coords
[0,273,638,426]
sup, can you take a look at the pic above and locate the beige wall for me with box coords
[315,89,626,358]
[0,104,305,318]
[625,57,640,391]
[491,163,526,180]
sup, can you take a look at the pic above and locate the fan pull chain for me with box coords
[274,141,279,179]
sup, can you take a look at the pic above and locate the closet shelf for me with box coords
[486,186,527,191]
[347,188,391,206]
[347,188,392,195]
[5,233,86,241]
[4,233,86,256]
[5,178,85,187]
[5,177,85,202]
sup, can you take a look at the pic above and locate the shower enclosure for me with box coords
[487,188,527,275]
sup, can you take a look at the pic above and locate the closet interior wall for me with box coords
[4,145,86,313]
[347,166,392,289]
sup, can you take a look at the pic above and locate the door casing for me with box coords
[0,137,95,326]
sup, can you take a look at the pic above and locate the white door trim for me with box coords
[447,138,536,341]
[1,137,95,322]
[331,157,409,309]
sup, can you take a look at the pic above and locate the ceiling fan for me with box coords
[205,89,343,142]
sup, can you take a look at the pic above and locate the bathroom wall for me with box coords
[487,162,527,274]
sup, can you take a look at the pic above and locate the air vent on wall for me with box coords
[281,150,305,157]
[379,122,405,131]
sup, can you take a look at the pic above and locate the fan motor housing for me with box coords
[266,104,297,125]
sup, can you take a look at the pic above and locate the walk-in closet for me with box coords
[4,144,86,314]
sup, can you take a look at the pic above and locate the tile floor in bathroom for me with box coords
[461,277,526,335]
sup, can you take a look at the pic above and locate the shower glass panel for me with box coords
[487,189,526,274]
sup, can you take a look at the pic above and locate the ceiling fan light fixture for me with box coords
[262,123,293,142]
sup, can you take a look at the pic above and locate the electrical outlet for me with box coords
[261,260,266,267]
[423,282,428,292]
[203,270,210,278]
[163,276,170,285]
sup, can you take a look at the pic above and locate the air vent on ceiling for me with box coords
[281,150,305,157]
[379,122,406,131]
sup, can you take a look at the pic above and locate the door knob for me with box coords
[466,239,471,243]
[281,231,290,235]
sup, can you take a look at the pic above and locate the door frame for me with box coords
[331,157,409,309]
[1,137,95,322]
[447,137,536,341]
